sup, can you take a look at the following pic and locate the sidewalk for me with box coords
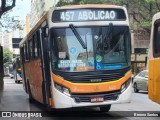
[0,77,28,111]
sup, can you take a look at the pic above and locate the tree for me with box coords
[99,0,158,31]
[74,0,103,4]
[0,0,16,89]
[56,0,72,7]
[0,0,16,18]
[56,0,103,6]
[0,0,23,32]
[3,48,13,64]
[102,0,160,32]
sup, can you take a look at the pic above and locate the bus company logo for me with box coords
[90,79,102,82]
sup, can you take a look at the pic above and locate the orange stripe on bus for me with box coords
[52,71,131,93]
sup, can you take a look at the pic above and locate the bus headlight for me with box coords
[121,78,131,93]
[54,82,71,97]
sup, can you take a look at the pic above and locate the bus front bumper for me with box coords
[52,82,132,109]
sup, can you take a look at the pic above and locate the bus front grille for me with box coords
[65,73,123,83]
[72,91,121,103]
[53,67,130,83]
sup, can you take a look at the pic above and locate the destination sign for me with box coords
[52,8,126,22]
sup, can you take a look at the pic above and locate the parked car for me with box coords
[133,70,148,93]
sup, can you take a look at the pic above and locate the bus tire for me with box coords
[134,83,139,93]
[99,105,111,112]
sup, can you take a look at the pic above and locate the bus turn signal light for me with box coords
[121,78,131,93]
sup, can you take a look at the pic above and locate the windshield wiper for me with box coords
[103,23,113,46]
[69,24,87,49]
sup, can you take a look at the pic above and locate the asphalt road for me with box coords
[0,77,160,120]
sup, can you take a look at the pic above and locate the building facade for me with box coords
[0,20,25,58]
[129,13,150,74]
[1,31,13,51]
[30,0,54,28]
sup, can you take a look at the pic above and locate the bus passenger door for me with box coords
[150,59,160,104]
[39,22,51,107]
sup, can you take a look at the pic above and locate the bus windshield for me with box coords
[51,26,131,72]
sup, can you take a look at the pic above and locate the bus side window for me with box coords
[154,22,160,57]
[30,39,33,60]
[25,42,29,61]
[23,43,26,62]
[32,35,35,59]
[27,40,30,61]
[34,32,38,58]
[28,40,31,60]
[37,30,41,58]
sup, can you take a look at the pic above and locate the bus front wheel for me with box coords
[99,105,111,112]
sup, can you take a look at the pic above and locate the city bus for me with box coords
[148,12,160,104]
[13,57,22,83]
[19,4,132,111]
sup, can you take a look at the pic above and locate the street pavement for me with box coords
[0,77,160,120]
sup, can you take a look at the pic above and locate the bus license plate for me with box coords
[91,97,104,103]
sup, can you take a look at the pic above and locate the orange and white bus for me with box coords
[20,4,132,112]
[148,12,160,104]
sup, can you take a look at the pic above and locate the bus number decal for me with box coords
[61,12,74,21]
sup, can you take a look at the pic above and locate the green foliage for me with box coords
[0,10,23,31]
[141,21,151,29]
[56,0,72,7]
[79,0,103,4]
[3,48,13,64]
[145,0,155,3]
[56,0,104,6]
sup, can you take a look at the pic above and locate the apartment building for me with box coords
[30,0,54,28]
